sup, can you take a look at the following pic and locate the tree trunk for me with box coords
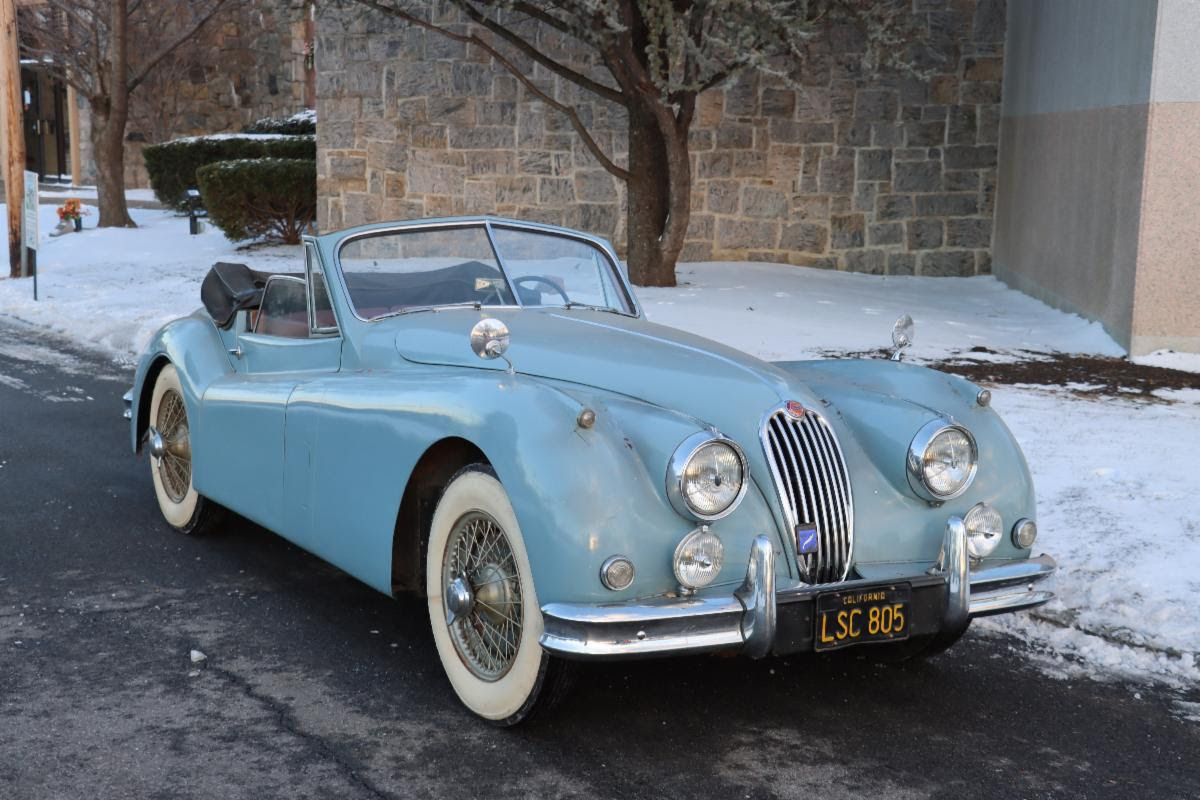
[625,105,675,287]
[90,106,135,228]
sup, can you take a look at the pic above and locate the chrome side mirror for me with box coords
[890,314,914,361]
[470,318,514,373]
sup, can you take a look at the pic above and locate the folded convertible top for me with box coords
[200,262,271,329]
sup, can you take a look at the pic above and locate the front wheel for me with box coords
[425,466,571,725]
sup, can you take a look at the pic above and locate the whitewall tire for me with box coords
[426,466,571,725]
[148,364,223,535]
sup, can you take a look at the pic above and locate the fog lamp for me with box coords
[673,526,724,590]
[599,555,635,591]
[1012,518,1038,549]
[964,502,1003,558]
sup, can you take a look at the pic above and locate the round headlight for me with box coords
[908,422,978,501]
[667,433,748,520]
[673,527,725,589]
[964,502,1002,557]
[1012,518,1037,549]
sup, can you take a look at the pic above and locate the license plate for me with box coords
[814,584,911,652]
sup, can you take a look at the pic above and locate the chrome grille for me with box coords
[761,407,854,584]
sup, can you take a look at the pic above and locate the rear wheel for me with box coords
[426,466,572,725]
[148,364,224,535]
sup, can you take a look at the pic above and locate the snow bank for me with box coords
[0,206,298,361]
[1,207,1197,686]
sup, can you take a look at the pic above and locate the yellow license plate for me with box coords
[814,584,911,652]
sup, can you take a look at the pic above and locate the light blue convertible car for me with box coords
[127,217,1056,724]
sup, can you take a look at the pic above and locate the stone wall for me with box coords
[78,0,312,188]
[317,1,1005,276]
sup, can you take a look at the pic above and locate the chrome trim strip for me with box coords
[969,588,1053,617]
[759,404,855,584]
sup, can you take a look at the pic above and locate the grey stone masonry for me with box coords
[317,0,1004,276]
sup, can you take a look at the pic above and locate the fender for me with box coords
[129,310,234,453]
[282,367,784,604]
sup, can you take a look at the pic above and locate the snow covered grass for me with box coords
[1,208,1198,687]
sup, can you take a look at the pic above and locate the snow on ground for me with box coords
[0,206,297,360]
[1134,349,1200,374]
[1,207,1197,687]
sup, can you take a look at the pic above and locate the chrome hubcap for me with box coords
[442,511,523,682]
[154,389,191,503]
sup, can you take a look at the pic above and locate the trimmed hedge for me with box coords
[196,158,316,245]
[243,110,316,136]
[143,135,316,211]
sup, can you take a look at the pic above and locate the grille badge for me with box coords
[796,524,819,554]
[785,400,806,418]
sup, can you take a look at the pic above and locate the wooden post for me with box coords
[0,0,23,278]
[66,85,81,187]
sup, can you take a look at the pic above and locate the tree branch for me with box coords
[450,0,625,106]
[356,0,632,182]
[127,0,233,93]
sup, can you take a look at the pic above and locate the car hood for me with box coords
[385,307,813,433]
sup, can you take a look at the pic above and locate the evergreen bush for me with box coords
[195,158,316,245]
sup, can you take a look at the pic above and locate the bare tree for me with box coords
[19,0,237,227]
[349,0,916,286]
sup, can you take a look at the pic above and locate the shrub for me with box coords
[143,135,316,211]
[196,158,316,245]
[242,109,316,136]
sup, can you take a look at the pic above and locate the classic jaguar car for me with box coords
[126,217,1056,724]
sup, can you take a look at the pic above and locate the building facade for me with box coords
[316,1,1006,277]
[995,0,1200,355]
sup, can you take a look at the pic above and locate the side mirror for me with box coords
[890,314,914,361]
[470,318,514,372]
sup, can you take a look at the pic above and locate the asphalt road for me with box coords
[1,316,1197,800]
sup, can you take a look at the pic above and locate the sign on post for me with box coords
[22,170,38,299]
[22,170,37,252]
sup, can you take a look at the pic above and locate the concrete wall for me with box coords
[993,0,1157,350]
[995,0,1200,354]
[1133,0,1200,354]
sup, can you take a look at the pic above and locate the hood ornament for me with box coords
[890,314,914,361]
[785,401,806,419]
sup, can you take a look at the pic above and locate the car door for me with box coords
[197,244,341,536]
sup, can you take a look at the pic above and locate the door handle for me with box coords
[228,347,243,359]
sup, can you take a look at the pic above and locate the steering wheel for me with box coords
[512,275,570,306]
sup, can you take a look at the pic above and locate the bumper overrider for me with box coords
[539,517,1056,659]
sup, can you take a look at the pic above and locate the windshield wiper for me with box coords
[375,301,482,319]
[561,301,624,315]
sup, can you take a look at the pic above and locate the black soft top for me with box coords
[200,262,272,329]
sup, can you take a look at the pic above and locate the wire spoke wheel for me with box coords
[156,388,191,503]
[443,511,524,682]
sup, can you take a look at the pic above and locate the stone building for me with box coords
[26,0,315,189]
[316,1,1006,277]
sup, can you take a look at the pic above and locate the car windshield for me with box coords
[337,223,632,320]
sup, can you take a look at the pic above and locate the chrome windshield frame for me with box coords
[332,217,642,323]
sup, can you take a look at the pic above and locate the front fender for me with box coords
[129,310,233,453]
[300,367,785,604]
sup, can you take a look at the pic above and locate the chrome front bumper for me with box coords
[539,517,1056,660]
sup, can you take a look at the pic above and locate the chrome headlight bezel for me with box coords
[907,420,978,502]
[666,431,749,521]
